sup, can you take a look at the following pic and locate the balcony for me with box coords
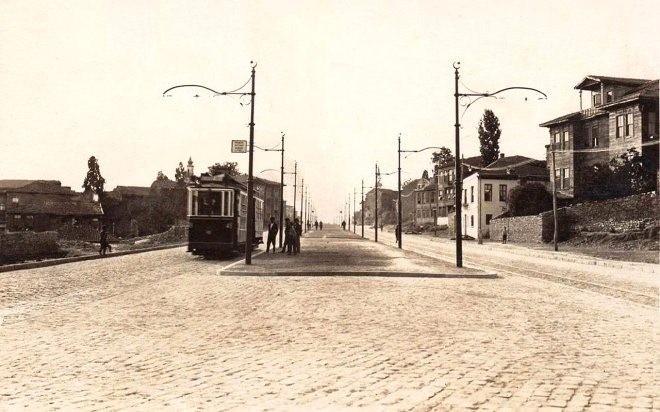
[581,107,604,118]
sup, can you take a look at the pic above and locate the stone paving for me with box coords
[0,226,656,410]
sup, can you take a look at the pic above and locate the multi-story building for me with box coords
[540,75,658,199]
[236,175,283,227]
[461,155,548,239]
[0,180,103,234]
[434,155,483,219]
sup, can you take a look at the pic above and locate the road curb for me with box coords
[219,270,497,279]
[0,243,186,274]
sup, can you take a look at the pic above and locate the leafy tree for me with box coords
[174,162,186,183]
[156,171,170,181]
[422,170,429,180]
[507,182,552,216]
[82,156,105,201]
[477,109,501,166]
[431,147,454,168]
[581,148,655,199]
[208,161,240,176]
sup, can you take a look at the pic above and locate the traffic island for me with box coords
[220,229,496,278]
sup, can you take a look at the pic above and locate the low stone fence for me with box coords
[0,231,62,264]
[490,192,657,244]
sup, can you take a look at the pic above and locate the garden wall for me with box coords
[0,231,61,264]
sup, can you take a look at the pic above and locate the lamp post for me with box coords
[259,133,285,248]
[361,179,365,238]
[163,61,258,265]
[397,134,446,250]
[292,161,298,221]
[452,62,547,267]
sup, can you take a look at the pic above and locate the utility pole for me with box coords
[348,193,351,231]
[453,63,463,267]
[245,63,257,264]
[279,133,285,248]
[293,161,297,221]
[353,188,357,233]
[397,133,402,249]
[300,178,304,225]
[375,163,379,243]
[361,179,365,238]
[551,150,558,251]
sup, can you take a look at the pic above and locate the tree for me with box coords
[581,148,655,199]
[477,109,501,166]
[156,171,170,181]
[431,147,454,168]
[82,156,105,201]
[507,182,552,216]
[208,162,240,176]
[422,170,429,180]
[174,162,186,183]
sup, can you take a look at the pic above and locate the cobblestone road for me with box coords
[0,226,656,410]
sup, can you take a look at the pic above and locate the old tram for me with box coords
[187,173,264,256]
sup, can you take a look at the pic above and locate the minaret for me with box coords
[186,157,194,180]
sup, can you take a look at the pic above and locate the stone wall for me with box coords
[0,231,62,264]
[490,215,544,244]
[490,192,657,244]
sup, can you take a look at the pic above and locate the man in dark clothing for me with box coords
[99,225,112,256]
[314,220,319,230]
[281,218,292,253]
[266,216,278,253]
[395,224,401,244]
[293,218,302,254]
[319,221,323,230]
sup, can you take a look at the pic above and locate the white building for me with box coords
[461,155,548,239]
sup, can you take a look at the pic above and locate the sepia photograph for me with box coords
[0,0,658,410]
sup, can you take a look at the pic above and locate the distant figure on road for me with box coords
[395,224,401,244]
[281,218,293,254]
[341,220,346,231]
[99,225,112,256]
[319,221,323,230]
[502,226,508,244]
[380,223,384,232]
[314,220,319,230]
[293,218,302,254]
[266,216,278,253]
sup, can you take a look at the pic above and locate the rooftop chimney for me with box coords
[500,153,505,159]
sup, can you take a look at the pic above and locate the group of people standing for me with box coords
[265,217,325,255]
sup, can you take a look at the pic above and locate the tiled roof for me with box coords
[7,200,103,216]
[112,186,152,197]
[476,156,548,180]
[194,173,247,189]
[0,180,73,194]
[574,75,651,90]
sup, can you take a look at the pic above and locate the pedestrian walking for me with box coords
[293,218,302,254]
[379,223,384,232]
[281,218,292,254]
[314,220,319,230]
[99,225,112,256]
[266,216,278,253]
[395,223,401,244]
[502,226,508,244]
[319,221,323,230]
[341,220,346,231]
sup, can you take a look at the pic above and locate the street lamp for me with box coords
[255,132,285,248]
[452,62,547,267]
[163,61,258,265]
[397,133,446,249]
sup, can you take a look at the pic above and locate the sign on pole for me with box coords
[231,140,248,153]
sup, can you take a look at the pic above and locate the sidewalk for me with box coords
[224,226,494,278]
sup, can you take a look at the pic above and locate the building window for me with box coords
[553,132,560,146]
[0,204,4,211]
[649,112,657,137]
[26,215,33,219]
[464,189,467,204]
[562,131,569,149]
[14,214,21,219]
[484,184,492,202]
[593,93,601,106]
[470,215,474,227]
[606,91,613,103]
[617,114,625,138]
[626,113,633,136]
[417,193,421,204]
[591,125,599,147]
[499,184,508,201]
[554,168,561,186]
[470,186,474,203]
[11,197,19,204]
[561,168,570,189]
[486,214,493,225]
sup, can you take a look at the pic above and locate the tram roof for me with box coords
[190,173,247,190]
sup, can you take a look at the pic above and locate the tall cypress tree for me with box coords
[82,155,106,201]
[477,109,501,166]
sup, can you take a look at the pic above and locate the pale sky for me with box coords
[1,0,658,221]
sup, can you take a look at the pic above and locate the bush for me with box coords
[508,183,552,216]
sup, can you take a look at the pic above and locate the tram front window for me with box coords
[198,192,222,215]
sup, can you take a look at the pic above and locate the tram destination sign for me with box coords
[231,140,248,153]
